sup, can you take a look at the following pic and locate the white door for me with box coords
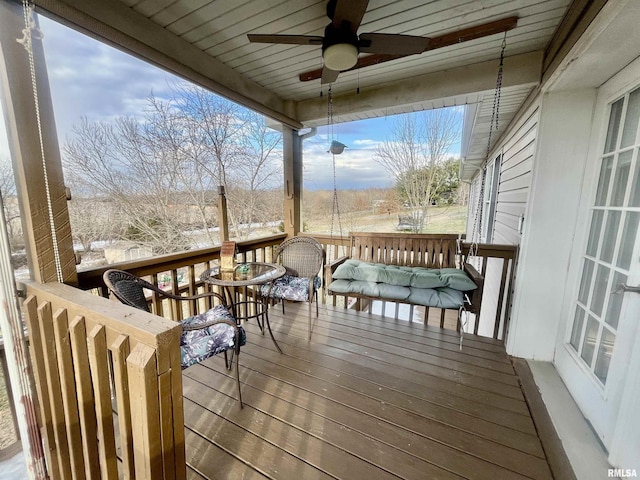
[555,64,640,456]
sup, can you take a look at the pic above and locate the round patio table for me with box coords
[200,262,286,352]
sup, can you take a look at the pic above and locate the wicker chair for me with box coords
[259,236,325,341]
[103,269,245,407]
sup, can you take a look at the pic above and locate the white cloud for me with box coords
[39,16,176,143]
[302,140,392,190]
[352,139,379,147]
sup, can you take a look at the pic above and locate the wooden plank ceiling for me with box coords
[33,0,574,166]
[127,0,566,101]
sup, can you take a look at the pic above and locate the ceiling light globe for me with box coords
[323,43,358,71]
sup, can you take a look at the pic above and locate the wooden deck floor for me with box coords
[182,302,554,480]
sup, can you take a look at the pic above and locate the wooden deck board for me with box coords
[268,311,529,413]
[249,316,535,434]
[183,303,555,480]
[240,341,543,456]
[297,311,518,377]
[278,309,523,391]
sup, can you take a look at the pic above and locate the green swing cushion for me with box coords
[329,259,476,308]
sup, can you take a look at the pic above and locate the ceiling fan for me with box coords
[247,0,518,84]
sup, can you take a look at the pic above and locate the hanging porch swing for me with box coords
[324,32,508,348]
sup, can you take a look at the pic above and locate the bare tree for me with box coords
[154,85,282,240]
[0,156,22,249]
[225,110,282,238]
[374,108,461,232]
[67,197,123,253]
[64,116,196,254]
[63,84,283,253]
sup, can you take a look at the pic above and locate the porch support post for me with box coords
[217,185,229,242]
[282,125,302,237]
[0,2,77,285]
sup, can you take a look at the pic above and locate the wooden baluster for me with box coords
[69,316,100,478]
[87,325,118,479]
[52,309,86,478]
[37,301,72,479]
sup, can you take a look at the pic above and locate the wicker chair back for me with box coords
[103,270,165,312]
[275,236,324,277]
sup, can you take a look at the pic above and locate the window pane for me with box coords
[604,99,624,153]
[601,211,621,263]
[621,87,640,148]
[594,329,616,384]
[605,271,627,330]
[630,151,640,207]
[595,156,614,206]
[590,264,610,317]
[570,307,585,351]
[578,259,595,305]
[611,151,633,206]
[586,209,604,257]
[581,316,600,367]
[617,212,640,270]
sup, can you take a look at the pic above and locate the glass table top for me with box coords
[200,262,286,286]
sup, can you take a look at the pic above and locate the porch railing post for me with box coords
[0,1,77,285]
[283,125,302,237]
[217,185,230,242]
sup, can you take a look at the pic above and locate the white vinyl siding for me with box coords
[464,99,541,338]
[465,100,540,246]
[493,104,540,245]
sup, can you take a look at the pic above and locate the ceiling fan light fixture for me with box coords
[323,43,358,71]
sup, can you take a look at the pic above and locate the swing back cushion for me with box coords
[325,232,483,314]
[329,260,475,308]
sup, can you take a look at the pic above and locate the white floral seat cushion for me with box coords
[180,304,246,369]
[259,275,322,302]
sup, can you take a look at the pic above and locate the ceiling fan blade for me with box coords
[247,34,324,45]
[332,0,369,32]
[427,16,518,50]
[321,66,340,84]
[299,16,518,82]
[359,33,430,55]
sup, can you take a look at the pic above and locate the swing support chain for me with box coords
[463,32,507,345]
[328,85,344,243]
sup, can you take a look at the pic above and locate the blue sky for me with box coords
[0,14,462,191]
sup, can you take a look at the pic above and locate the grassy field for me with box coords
[305,204,467,235]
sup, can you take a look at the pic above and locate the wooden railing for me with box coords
[305,233,351,263]
[76,231,517,341]
[460,242,519,341]
[77,234,286,320]
[16,235,286,479]
[22,280,185,479]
